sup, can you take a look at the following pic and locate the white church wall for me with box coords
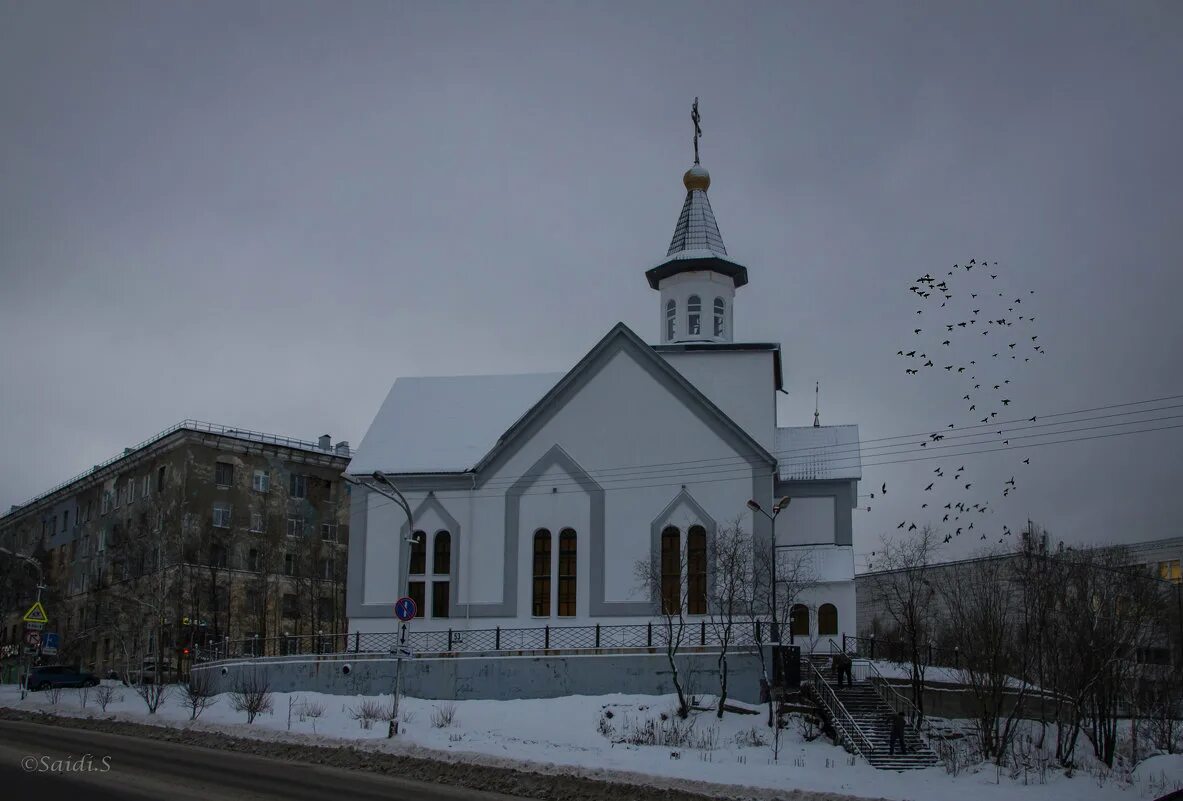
[659,349,776,452]
[362,489,401,606]
[778,496,837,547]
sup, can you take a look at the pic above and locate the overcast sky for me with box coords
[2,2,1180,565]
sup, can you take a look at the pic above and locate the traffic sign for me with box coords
[394,596,417,622]
[23,630,40,647]
[41,632,59,656]
[24,622,43,631]
[23,601,49,624]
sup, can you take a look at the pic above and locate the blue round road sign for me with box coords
[395,597,417,622]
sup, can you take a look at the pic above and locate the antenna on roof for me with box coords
[813,381,820,428]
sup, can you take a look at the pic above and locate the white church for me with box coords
[346,146,862,651]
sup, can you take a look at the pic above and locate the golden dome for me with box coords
[683,164,711,192]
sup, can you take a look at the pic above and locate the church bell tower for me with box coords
[645,99,749,345]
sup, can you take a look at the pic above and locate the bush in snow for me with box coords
[94,684,117,713]
[431,702,458,729]
[184,670,218,721]
[348,698,387,730]
[46,686,63,705]
[301,700,326,734]
[793,711,823,742]
[734,726,768,748]
[75,685,90,709]
[136,681,172,715]
[230,670,273,724]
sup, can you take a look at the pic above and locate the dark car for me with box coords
[27,665,99,691]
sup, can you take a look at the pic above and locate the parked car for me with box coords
[27,665,99,691]
[130,658,176,685]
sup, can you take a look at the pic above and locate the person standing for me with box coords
[888,710,908,755]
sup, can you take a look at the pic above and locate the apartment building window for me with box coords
[209,544,228,568]
[141,475,150,498]
[212,503,232,529]
[114,486,121,509]
[286,517,303,538]
[1159,560,1182,584]
[127,478,136,504]
[98,530,106,553]
[318,557,334,580]
[52,514,58,533]
[284,553,296,576]
[289,473,307,499]
[317,596,334,622]
[215,462,234,488]
[281,593,299,619]
[101,492,111,515]
[156,466,167,493]
[250,513,264,533]
[62,511,69,532]
[320,523,337,542]
[252,470,270,492]
[247,548,261,572]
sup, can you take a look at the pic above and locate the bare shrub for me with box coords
[230,670,273,724]
[430,702,458,728]
[94,684,117,713]
[184,670,218,721]
[301,700,326,734]
[597,711,615,739]
[46,686,62,705]
[75,685,90,709]
[794,711,823,742]
[734,726,768,748]
[136,681,172,715]
[348,698,386,730]
[615,712,715,749]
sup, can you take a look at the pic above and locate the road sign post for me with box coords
[391,596,418,737]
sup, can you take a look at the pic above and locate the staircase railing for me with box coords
[829,639,935,745]
[802,655,876,758]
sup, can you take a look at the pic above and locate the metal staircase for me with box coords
[801,648,939,770]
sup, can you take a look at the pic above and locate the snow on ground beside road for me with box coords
[0,683,1172,801]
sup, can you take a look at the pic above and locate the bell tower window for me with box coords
[713,298,726,337]
[687,295,701,337]
[665,299,676,341]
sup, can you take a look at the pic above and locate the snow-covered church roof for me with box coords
[349,372,564,475]
[776,425,862,481]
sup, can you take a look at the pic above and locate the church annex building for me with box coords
[345,154,862,651]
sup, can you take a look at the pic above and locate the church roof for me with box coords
[644,164,749,290]
[349,372,564,474]
[776,425,862,481]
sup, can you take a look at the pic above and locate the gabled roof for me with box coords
[474,322,776,474]
[776,425,862,481]
[348,373,564,475]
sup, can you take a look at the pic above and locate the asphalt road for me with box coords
[0,719,528,801]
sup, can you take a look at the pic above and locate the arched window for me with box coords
[665,299,676,340]
[532,529,551,616]
[818,603,838,636]
[433,531,450,574]
[687,295,701,336]
[660,526,681,614]
[687,525,707,614]
[713,298,726,337]
[790,604,810,637]
[409,530,426,575]
[558,528,577,617]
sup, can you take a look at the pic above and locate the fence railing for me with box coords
[802,656,876,757]
[195,619,776,663]
[842,633,960,669]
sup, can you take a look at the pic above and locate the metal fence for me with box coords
[196,619,775,663]
[842,634,961,668]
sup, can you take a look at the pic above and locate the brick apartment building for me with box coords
[0,420,352,682]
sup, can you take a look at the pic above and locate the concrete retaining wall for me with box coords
[193,649,767,704]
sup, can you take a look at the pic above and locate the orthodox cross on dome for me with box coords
[691,97,702,165]
[814,381,821,427]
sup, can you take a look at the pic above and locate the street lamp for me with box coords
[747,497,792,642]
[342,470,419,736]
[1,546,46,700]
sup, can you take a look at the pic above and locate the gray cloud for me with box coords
[2,2,1180,562]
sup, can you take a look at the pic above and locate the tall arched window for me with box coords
[790,604,810,637]
[532,529,551,616]
[713,298,726,337]
[409,530,426,575]
[433,531,451,574]
[687,525,707,614]
[665,299,676,340]
[818,603,838,636]
[687,295,701,336]
[558,528,577,617]
[660,526,681,614]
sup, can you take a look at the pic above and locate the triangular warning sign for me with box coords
[23,601,49,624]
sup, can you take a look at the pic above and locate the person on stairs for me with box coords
[888,710,908,755]
[831,652,853,687]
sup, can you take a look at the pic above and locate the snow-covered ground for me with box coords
[1,683,1177,801]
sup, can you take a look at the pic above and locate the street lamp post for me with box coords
[2,546,45,700]
[746,497,792,642]
[342,471,418,737]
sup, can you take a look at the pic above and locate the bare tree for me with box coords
[183,668,218,721]
[866,525,940,721]
[230,669,273,724]
[634,543,692,719]
[706,519,751,718]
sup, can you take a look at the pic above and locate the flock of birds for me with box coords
[865,259,1046,569]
